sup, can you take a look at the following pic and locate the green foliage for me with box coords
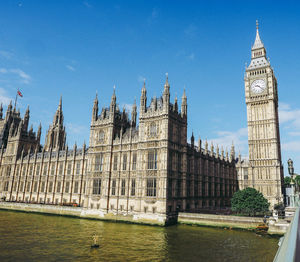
[294,175,300,186]
[284,176,291,186]
[231,187,270,216]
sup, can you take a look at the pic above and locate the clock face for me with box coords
[251,79,266,94]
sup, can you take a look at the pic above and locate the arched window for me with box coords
[99,131,105,142]
[149,123,157,137]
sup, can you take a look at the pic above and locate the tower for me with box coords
[244,21,284,207]
[44,96,66,151]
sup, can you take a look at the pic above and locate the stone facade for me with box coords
[0,76,238,224]
[237,22,284,208]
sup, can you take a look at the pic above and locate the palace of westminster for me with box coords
[0,23,285,224]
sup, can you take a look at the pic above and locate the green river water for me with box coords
[0,210,279,262]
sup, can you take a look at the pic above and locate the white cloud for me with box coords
[0,68,31,84]
[137,75,146,83]
[187,53,195,60]
[184,24,197,37]
[66,123,88,135]
[10,69,31,84]
[207,127,248,155]
[120,103,134,113]
[282,141,300,152]
[147,8,159,25]
[0,50,13,59]
[66,65,76,71]
[279,102,300,129]
[0,88,12,105]
[83,1,92,8]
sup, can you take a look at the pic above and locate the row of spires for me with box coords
[190,132,237,162]
[92,74,188,123]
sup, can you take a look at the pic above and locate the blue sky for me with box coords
[0,0,300,174]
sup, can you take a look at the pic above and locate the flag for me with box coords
[17,90,23,97]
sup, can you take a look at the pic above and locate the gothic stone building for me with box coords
[236,22,285,208]
[0,77,238,225]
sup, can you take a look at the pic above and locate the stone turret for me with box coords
[44,97,66,151]
[131,99,137,127]
[198,137,202,152]
[163,73,170,112]
[230,142,235,161]
[23,106,30,131]
[191,132,194,147]
[110,86,116,116]
[181,89,187,117]
[92,92,98,122]
[140,80,147,114]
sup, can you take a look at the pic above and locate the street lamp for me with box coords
[287,158,297,207]
[288,158,294,176]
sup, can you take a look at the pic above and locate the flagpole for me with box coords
[14,89,18,109]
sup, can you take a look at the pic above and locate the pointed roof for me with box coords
[58,95,62,109]
[164,72,170,89]
[252,20,264,50]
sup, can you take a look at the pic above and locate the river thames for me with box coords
[0,210,278,261]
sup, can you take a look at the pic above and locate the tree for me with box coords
[231,187,270,216]
[284,176,291,187]
[294,175,300,186]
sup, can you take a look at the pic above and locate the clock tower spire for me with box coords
[244,21,284,208]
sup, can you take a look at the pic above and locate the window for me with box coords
[4,181,9,191]
[6,166,11,177]
[29,165,33,176]
[35,164,40,176]
[176,180,181,197]
[15,165,20,176]
[148,150,157,170]
[58,163,63,175]
[22,165,27,176]
[177,154,181,171]
[76,161,80,175]
[19,182,24,192]
[74,181,79,193]
[146,178,157,197]
[65,182,70,193]
[99,131,105,142]
[150,123,157,136]
[131,178,136,196]
[194,180,198,197]
[49,181,53,193]
[121,179,126,195]
[50,163,55,175]
[83,182,86,194]
[67,163,72,175]
[57,181,61,193]
[111,179,116,195]
[13,182,17,191]
[93,179,101,195]
[113,155,118,171]
[43,165,47,176]
[26,182,31,192]
[132,153,137,170]
[95,154,104,172]
[33,182,38,192]
[122,154,127,171]
[186,180,191,197]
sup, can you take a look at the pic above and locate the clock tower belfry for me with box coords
[244,21,284,207]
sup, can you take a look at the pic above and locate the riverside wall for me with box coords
[178,212,289,235]
[0,202,167,226]
[178,212,264,229]
[0,202,289,234]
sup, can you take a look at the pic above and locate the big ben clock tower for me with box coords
[244,21,284,207]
